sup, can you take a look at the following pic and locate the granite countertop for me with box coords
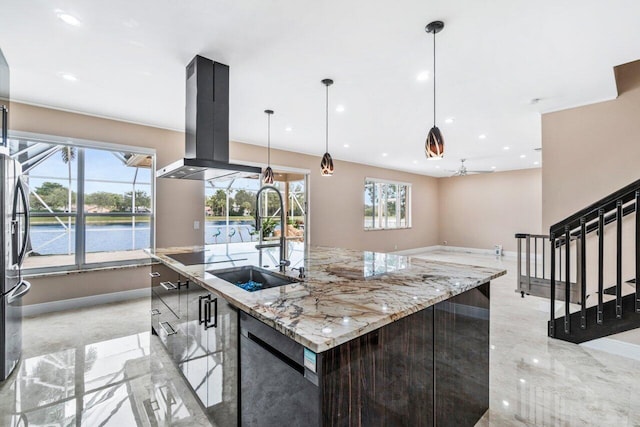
[149,245,506,353]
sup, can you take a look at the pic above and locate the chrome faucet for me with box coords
[255,185,289,273]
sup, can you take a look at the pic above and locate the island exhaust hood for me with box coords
[157,55,262,181]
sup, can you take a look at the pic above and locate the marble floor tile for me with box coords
[2,251,640,426]
[414,250,640,427]
[0,298,215,427]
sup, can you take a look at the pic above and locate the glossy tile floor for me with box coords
[2,250,640,426]
[0,297,213,426]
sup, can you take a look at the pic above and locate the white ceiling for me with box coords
[1,0,639,177]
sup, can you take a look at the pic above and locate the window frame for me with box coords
[364,177,412,231]
[10,131,156,274]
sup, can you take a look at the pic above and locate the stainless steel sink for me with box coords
[208,266,299,292]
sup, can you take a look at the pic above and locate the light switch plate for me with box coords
[193,220,200,230]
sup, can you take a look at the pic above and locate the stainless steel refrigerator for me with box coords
[1,47,31,381]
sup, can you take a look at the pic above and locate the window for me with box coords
[203,172,309,269]
[9,135,154,272]
[364,178,411,230]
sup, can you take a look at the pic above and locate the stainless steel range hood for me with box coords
[157,55,261,181]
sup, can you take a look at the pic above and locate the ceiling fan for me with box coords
[447,159,494,177]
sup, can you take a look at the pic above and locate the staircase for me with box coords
[546,178,640,343]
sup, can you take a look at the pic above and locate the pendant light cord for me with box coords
[267,113,271,166]
[325,84,329,153]
[433,29,436,127]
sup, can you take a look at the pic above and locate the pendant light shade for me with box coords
[425,20,445,160]
[263,109,274,184]
[321,78,334,176]
[425,126,444,158]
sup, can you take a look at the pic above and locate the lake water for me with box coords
[30,220,258,255]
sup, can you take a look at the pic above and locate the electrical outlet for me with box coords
[193,220,200,230]
[394,244,398,250]
[443,241,448,246]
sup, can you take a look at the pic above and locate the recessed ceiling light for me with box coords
[285,126,292,132]
[336,105,345,113]
[416,70,429,81]
[503,146,510,150]
[412,160,418,164]
[491,166,497,170]
[343,144,349,148]
[520,154,526,158]
[56,10,81,26]
[533,161,540,165]
[502,400,510,407]
[382,153,388,157]
[479,134,487,139]
[59,72,78,82]
[435,165,440,169]
[444,117,454,124]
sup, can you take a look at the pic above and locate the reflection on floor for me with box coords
[0,298,213,427]
[3,250,640,426]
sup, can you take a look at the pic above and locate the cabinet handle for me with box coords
[205,297,218,329]
[178,279,189,289]
[150,309,161,315]
[149,272,161,278]
[199,295,209,325]
[160,281,178,291]
[159,321,177,336]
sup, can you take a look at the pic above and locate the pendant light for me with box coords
[263,109,275,184]
[320,78,335,176]
[425,20,445,160]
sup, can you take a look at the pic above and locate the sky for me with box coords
[23,145,151,195]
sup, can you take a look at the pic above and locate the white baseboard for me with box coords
[394,245,517,258]
[392,246,441,255]
[23,288,150,317]
[581,337,640,362]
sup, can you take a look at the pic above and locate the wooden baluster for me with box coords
[565,226,571,334]
[549,235,556,337]
[598,209,604,324]
[636,191,640,313]
[616,200,623,319]
[580,218,586,329]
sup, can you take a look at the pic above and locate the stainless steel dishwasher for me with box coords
[240,311,321,427]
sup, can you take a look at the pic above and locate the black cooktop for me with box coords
[166,251,247,266]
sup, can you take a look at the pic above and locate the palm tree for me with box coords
[60,146,75,255]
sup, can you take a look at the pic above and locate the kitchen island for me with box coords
[149,245,505,426]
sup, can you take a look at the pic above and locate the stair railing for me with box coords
[515,233,549,297]
[548,178,640,338]
[515,233,581,303]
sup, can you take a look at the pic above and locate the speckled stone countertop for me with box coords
[149,246,506,353]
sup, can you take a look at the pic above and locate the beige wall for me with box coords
[230,143,440,252]
[10,102,203,305]
[9,102,205,248]
[25,266,150,305]
[542,60,640,229]
[437,168,542,253]
[10,102,440,303]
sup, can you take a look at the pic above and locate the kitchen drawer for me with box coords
[154,296,187,364]
[150,263,188,318]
